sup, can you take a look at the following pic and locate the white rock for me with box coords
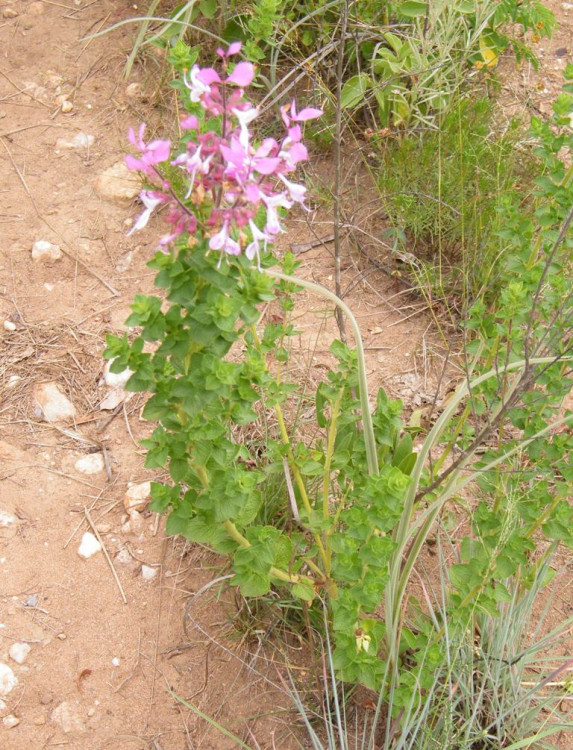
[7,375,21,388]
[103,358,133,388]
[141,564,157,581]
[0,509,17,528]
[77,532,102,559]
[122,509,144,535]
[9,642,31,665]
[95,161,140,201]
[55,132,94,150]
[111,657,120,667]
[74,454,104,475]
[61,100,73,113]
[124,482,151,512]
[51,701,85,733]
[32,240,62,263]
[2,714,20,729]
[34,382,76,423]
[99,388,126,411]
[0,663,18,696]
[3,320,16,331]
[0,699,6,710]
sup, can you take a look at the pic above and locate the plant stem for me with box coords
[267,269,379,476]
[223,520,306,585]
[333,0,349,342]
[322,391,342,576]
[247,323,330,571]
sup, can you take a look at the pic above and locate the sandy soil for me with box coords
[0,1,571,748]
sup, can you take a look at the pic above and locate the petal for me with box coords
[245,183,261,202]
[287,124,302,142]
[227,41,242,56]
[226,61,255,87]
[146,139,171,163]
[225,237,241,255]
[209,225,228,250]
[294,107,323,121]
[197,67,221,86]
[254,157,281,175]
[125,154,145,171]
[180,114,198,130]
[245,240,258,261]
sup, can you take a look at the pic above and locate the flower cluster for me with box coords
[125,43,321,264]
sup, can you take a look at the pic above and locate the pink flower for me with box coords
[185,65,221,103]
[217,41,242,58]
[278,174,307,204]
[209,222,241,255]
[281,101,323,127]
[261,192,293,235]
[232,106,258,149]
[226,62,255,88]
[126,124,171,176]
[245,219,270,263]
[180,114,198,130]
[127,190,167,235]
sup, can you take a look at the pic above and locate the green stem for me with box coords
[223,520,305,585]
[267,270,379,477]
[322,391,342,577]
[248,322,330,572]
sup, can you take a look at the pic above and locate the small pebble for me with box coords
[0,509,17,528]
[9,642,31,665]
[55,132,94,150]
[141,564,158,582]
[61,100,73,113]
[3,320,16,332]
[57,633,66,641]
[0,663,18,697]
[34,382,76,422]
[111,657,120,667]
[2,8,18,18]
[74,453,104,475]
[2,714,20,729]
[124,481,151,512]
[77,532,102,559]
[31,240,62,263]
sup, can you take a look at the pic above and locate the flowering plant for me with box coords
[104,44,573,720]
[124,43,321,264]
[107,42,418,691]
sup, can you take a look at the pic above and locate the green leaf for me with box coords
[397,1,428,18]
[340,74,371,110]
[232,569,271,597]
[292,582,315,601]
[199,0,217,19]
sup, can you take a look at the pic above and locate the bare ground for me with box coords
[0,1,571,748]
